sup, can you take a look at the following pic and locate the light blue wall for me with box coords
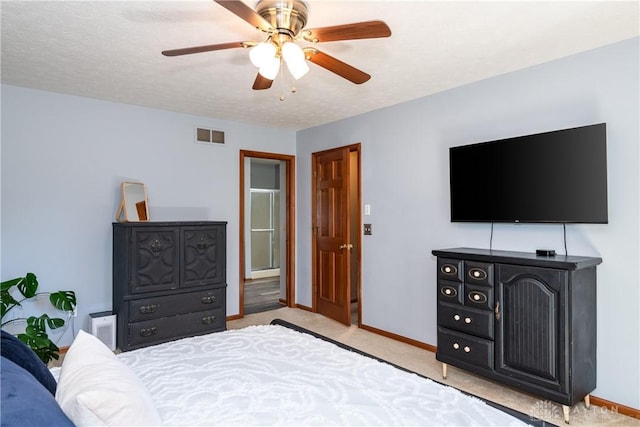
[2,37,638,410]
[296,37,639,408]
[1,86,296,342]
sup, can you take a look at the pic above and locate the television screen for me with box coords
[449,123,608,223]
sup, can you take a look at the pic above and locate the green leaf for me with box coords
[0,277,22,291]
[19,327,50,349]
[19,332,60,364]
[1,291,20,320]
[50,291,76,312]
[17,273,38,298]
[33,341,60,364]
[27,313,65,330]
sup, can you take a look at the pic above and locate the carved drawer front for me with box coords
[438,327,493,370]
[437,258,463,282]
[128,288,224,322]
[438,280,463,305]
[128,307,225,348]
[465,261,493,286]
[465,283,493,310]
[438,303,494,339]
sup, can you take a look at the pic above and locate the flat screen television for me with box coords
[449,123,608,224]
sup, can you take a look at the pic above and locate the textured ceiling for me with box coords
[1,1,638,130]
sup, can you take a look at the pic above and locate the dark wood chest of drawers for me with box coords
[432,247,601,421]
[113,221,227,351]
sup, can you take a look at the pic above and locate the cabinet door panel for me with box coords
[495,264,567,392]
[181,225,226,288]
[131,228,180,293]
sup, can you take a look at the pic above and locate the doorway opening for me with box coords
[311,144,361,326]
[239,150,295,317]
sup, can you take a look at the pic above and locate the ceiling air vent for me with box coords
[195,127,225,145]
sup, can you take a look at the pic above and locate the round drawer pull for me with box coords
[464,346,471,353]
[464,317,472,324]
[441,287,458,297]
[468,292,488,304]
[468,268,487,280]
[453,342,460,350]
[454,314,460,321]
[441,265,458,276]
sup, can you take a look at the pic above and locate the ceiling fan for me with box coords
[161,0,392,92]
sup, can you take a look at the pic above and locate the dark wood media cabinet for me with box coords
[431,248,602,424]
[113,221,227,351]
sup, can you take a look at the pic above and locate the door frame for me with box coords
[311,143,362,325]
[239,150,296,317]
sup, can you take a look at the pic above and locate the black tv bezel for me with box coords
[449,123,608,224]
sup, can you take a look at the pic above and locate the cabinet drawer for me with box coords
[129,288,224,322]
[127,308,225,348]
[465,261,493,286]
[438,280,463,305]
[465,283,493,310]
[438,303,494,339]
[438,258,463,282]
[438,327,493,370]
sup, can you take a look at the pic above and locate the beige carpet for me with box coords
[228,307,639,427]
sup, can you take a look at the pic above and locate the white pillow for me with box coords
[55,330,162,426]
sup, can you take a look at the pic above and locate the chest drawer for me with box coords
[465,283,493,310]
[438,303,494,339]
[465,261,493,286]
[438,280,463,305]
[127,307,225,349]
[437,327,493,371]
[438,258,463,282]
[129,287,224,322]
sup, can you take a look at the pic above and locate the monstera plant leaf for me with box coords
[50,291,76,312]
[1,273,77,363]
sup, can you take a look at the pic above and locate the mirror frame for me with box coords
[116,182,149,222]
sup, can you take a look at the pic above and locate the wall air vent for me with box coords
[195,126,225,145]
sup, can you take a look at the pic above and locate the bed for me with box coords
[2,320,548,426]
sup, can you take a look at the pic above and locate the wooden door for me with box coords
[313,146,352,325]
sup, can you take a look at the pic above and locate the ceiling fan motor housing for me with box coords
[255,0,309,36]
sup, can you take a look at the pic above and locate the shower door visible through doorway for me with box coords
[250,189,280,272]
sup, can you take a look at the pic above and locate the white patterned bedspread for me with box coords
[112,325,528,426]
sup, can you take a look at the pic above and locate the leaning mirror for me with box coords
[115,182,149,222]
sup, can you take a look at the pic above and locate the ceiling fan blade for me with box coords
[214,0,273,32]
[301,20,391,43]
[304,49,370,84]
[162,41,249,57]
[252,73,273,90]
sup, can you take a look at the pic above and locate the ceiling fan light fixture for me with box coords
[249,42,276,68]
[258,56,280,80]
[281,41,309,79]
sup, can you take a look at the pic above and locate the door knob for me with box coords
[339,243,353,250]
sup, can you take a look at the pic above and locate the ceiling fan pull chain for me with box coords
[279,57,286,101]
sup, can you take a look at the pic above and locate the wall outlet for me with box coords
[364,224,372,235]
